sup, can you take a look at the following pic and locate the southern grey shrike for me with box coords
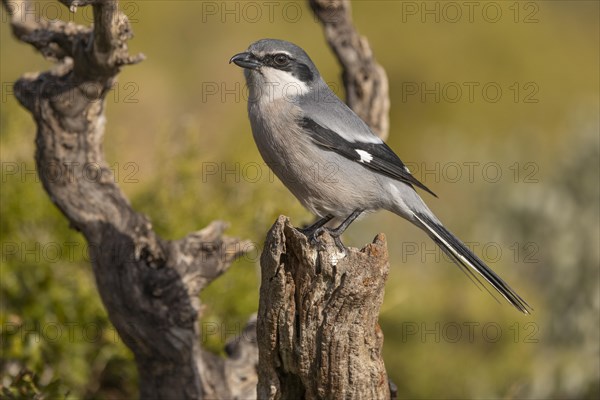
[230,39,531,314]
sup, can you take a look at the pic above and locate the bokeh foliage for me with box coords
[1,1,599,398]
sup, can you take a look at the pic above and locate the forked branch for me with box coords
[3,0,257,398]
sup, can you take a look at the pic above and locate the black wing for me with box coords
[300,117,437,197]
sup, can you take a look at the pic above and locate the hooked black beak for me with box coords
[229,52,262,70]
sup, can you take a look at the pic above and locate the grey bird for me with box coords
[230,39,531,314]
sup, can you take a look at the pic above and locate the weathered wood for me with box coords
[258,216,391,400]
[2,0,258,398]
[310,0,391,140]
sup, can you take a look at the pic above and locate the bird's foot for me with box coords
[299,226,346,251]
[298,214,334,245]
[330,233,346,252]
[299,226,326,245]
[323,226,348,251]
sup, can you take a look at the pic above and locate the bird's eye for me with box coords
[273,54,290,67]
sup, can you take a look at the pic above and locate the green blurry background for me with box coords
[1,1,598,398]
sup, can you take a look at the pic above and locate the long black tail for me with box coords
[413,212,532,314]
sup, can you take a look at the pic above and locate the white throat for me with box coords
[249,67,310,104]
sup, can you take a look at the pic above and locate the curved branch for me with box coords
[310,0,390,140]
[3,0,258,398]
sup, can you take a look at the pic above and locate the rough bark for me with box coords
[257,217,391,400]
[2,1,258,398]
[310,0,391,140]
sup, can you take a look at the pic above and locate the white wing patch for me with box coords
[355,149,373,163]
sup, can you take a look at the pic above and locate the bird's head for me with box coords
[230,39,320,103]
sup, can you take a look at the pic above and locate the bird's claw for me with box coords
[305,227,325,245]
[300,226,347,252]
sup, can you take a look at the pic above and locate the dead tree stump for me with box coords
[258,216,391,399]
